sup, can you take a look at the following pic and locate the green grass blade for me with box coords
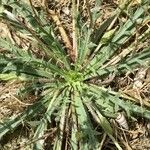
[118,48,150,70]
[0,57,64,79]
[112,7,145,43]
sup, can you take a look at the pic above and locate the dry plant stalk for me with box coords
[44,1,75,62]
[72,0,78,62]
[48,11,72,50]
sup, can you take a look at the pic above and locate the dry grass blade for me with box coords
[117,133,132,150]
[101,46,134,69]
[99,133,107,150]
[10,94,32,106]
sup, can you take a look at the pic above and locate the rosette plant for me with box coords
[0,0,150,149]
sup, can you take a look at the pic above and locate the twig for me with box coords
[99,133,107,150]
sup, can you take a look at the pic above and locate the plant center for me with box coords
[64,70,84,85]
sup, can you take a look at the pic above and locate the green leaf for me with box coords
[88,84,150,119]
[89,103,113,135]
[91,15,116,45]
[0,73,27,81]
[70,106,78,150]
[74,89,100,149]
[33,119,47,150]
[77,29,92,64]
